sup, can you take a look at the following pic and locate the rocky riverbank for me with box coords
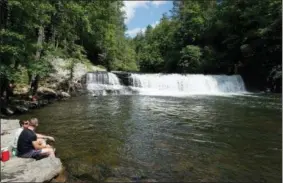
[0,87,72,117]
[1,56,105,117]
[1,119,64,182]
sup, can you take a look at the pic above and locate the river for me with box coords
[17,92,282,182]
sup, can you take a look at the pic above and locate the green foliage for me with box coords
[1,0,138,86]
[178,45,202,73]
[131,0,282,91]
[201,46,218,73]
[1,0,281,92]
[26,57,54,78]
[10,66,29,84]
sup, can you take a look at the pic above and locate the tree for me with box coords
[131,0,282,92]
[178,45,202,73]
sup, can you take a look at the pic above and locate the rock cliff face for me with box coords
[46,57,106,90]
[1,119,63,182]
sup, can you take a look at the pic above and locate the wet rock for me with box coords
[37,87,57,97]
[1,99,30,115]
[58,91,71,98]
[51,166,67,182]
[13,105,29,113]
[37,99,49,106]
[1,107,14,116]
[27,101,39,109]
[1,102,31,115]
[111,71,131,86]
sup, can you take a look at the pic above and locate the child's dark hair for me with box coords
[19,120,25,127]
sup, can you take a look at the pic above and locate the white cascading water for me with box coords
[129,74,247,96]
[86,72,123,95]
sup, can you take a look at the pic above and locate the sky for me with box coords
[122,1,173,38]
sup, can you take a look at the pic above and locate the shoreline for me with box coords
[0,86,78,182]
[1,87,72,118]
[0,119,65,182]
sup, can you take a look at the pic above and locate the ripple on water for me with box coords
[17,94,282,182]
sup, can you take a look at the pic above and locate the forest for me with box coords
[0,0,282,93]
[132,0,282,92]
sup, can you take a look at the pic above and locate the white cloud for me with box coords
[122,1,149,24]
[151,1,168,6]
[122,1,168,24]
[151,20,159,28]
[126,27,146,37]
[126,20,160,37]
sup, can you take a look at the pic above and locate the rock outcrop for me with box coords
[37,87,57,97]
[1,157,62,182]
[47,57,105,90]
[1,119,63,182]
[1,86,71,116]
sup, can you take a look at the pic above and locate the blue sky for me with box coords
[122,1,173,37]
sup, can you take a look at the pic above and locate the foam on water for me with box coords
[86,72,123,91]
[129,73,247,96]
[85,72,249,96]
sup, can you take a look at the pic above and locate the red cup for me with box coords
[1,148,10,162]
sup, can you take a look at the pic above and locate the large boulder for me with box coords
[1,119,19,141]
[37,87,57,98]
[1,119,63,182]
[1,157,62,182]
[60,91,71,98]
[48,57,105,88]
[57,91,71,99]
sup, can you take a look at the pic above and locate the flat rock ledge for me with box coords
[1,119,63,182]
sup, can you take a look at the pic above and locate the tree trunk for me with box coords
[35,25,45,61]
[0,74,8,98]
[51,25,57,48]
[29,25,45,95]
[0,0,8,29]
[55,39,59,50]
[31,75,39,95]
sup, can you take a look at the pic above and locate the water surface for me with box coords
[18,94,282,182]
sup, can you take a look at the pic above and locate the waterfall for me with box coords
[129,74,247,95]
[85,72,248,96]
[86,72,124,95]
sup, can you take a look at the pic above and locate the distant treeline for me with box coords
[131,0,282,92]
[0,0,281,92]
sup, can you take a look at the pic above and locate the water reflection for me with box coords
[17,94,282,182]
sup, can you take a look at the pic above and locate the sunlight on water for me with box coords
[129,87,250,97]
[18,94,282,182]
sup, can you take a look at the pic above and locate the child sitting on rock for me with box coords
[17,119,55,160]
[11,120,30,155]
